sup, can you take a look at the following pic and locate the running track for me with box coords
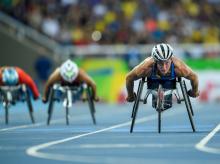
[0,100,220,164]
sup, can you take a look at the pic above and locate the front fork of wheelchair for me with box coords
[65,90,72,125]
[156,84,163,133]
[4,92,12,124]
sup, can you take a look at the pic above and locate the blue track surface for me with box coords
[0,100,220,164]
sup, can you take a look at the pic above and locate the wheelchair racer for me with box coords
[126,43,199,109]
[0,66,40,100]
[42,59,99,103]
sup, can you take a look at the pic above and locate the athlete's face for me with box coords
[156,59,172,75]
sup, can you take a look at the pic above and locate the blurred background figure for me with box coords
[34,56,53,83]
[34,55,53,92]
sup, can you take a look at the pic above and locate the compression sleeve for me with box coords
[16,67,40,99]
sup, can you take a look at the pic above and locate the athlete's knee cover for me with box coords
[72,86,83,101]
[53,89,63,101]
[152,95,157,108]
[152,94,172,110]
[163,94,172,110]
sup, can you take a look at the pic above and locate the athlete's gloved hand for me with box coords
[187,89,199,98]
[94,96,99,102]
[33,94,41,101]
[42,96,48,103]
[82,95,99,102]
[126,92,136,102]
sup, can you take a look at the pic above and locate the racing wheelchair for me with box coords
[0,84,35,124]
[130,77,195,133]
[47,83,96,125]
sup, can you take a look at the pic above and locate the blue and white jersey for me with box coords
[147,62,176,89]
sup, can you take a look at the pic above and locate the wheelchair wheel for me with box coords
[86,86,96,125]
[26,89,35,124]
[183,81,194,116]
[47,88,55,125]
[180,80,196,132]
[130,78,145,133]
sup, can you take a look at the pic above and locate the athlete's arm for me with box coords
[173,57,199,97]
[43,68,62,103]
[126,57,154,102]
[78,69,99,101]
[0,67,3,85]
[16,67,40,99]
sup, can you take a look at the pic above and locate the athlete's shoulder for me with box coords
[172,56,181,63]
[136,57,154,69]
[172,57,192,76]
[132,57,154,77]
[13,67,28,76]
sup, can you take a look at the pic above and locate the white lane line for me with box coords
[0,123,45,132]
[0,104,129,132]
[0,144,192,150]
[195,123,220,154]
[26,110,182,163]
[0,118,63,132]
[0,114,93,132]
[78,143,192,149]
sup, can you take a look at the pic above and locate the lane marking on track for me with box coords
[0,119,63,132]
[0,123,45,132]
[0,104,130,132]
[0,114,94,132]
[26,109,185,163]
[73,143,193,149]
[195,123,220,154]
[1,144,193,150]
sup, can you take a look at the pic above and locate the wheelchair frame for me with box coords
[47,83,96,125]
[0,84,35,124]
[130,77,195,133]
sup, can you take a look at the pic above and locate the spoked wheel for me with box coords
[130,78,145,133]
[86,86,96,125]
[47,88,55,125]
[26,89,35,124]
[180,80,196,132]
[157,84,163,133]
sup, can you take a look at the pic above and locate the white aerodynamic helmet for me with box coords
[151,43,173,61]
[60,59,79,83]
[2,67,19,86]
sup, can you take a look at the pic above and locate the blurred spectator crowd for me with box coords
[1,0,220,45]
